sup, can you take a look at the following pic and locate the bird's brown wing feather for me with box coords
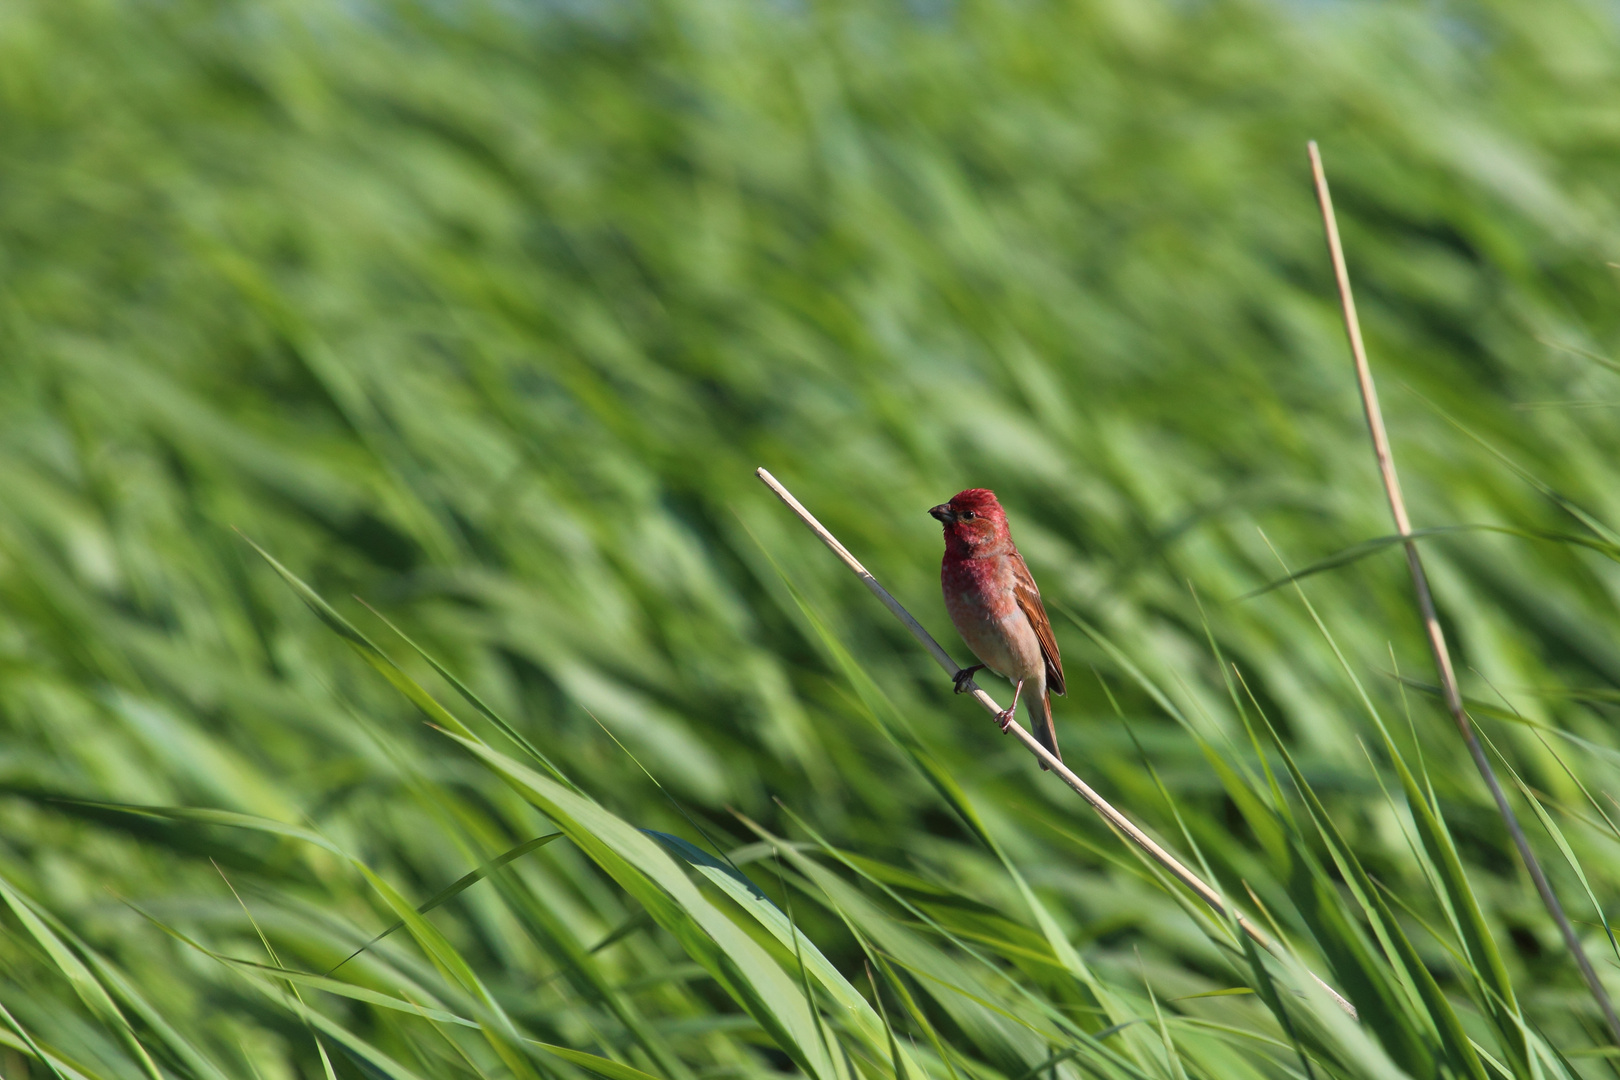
[1011,551,1065,696]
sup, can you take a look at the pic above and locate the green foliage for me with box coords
[2,0,1620,1076]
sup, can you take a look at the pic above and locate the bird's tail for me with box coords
[1030,688,1061,771]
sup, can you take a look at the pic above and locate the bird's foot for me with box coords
[953,665,985,694]
[995,708,1015,733]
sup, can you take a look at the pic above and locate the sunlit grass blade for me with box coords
[440,731,844,1080]
[650,829,922,1077]
[0,874,166,1080]
[0,1006,76,1080]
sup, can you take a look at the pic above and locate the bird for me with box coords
[929,489,1065,768]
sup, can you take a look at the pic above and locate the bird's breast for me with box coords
[941,556,1042,681]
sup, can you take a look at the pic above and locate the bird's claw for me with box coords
[953,665,984,694]
[995,708,1015,733]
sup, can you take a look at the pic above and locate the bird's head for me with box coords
[929,488,1011,556]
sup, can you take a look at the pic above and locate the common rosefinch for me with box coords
[930,489,1064,768]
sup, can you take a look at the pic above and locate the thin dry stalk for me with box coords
[1307,140,1620,1043]
[755,466,1357,1019]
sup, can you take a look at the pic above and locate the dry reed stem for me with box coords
[755,466,1357,1019]
[1307,140,1620,1044]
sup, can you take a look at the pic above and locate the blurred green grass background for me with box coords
[4,0,1620,1076]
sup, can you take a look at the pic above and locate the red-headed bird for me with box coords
[930,489,1065,768]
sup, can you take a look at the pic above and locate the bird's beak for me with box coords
[928,504,956,523]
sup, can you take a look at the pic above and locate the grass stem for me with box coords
[1307,139,1620,1044]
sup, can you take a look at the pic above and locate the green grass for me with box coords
[3,0,1620,1076]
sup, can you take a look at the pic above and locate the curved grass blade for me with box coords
[1238,524,1620,600]
[648,829,923,1078]
[0,1004,74,1080]
[1413,393,1620,549]
[117,921,476,1030]
[46,799,349,857]
[327,832,564,975]
[589,912,654,955]
[440,731,844,1080]
[1390,678,1620,786]
[346,858,544,1080]
[119,825,542,1078]
[0,875,166,1080]
[353,596,575,788]
[530,1041,667,1080]
[236,531,483,744]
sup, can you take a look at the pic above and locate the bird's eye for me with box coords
[960,510,976,520]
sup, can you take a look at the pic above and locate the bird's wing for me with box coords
[1011,552,1065,696]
